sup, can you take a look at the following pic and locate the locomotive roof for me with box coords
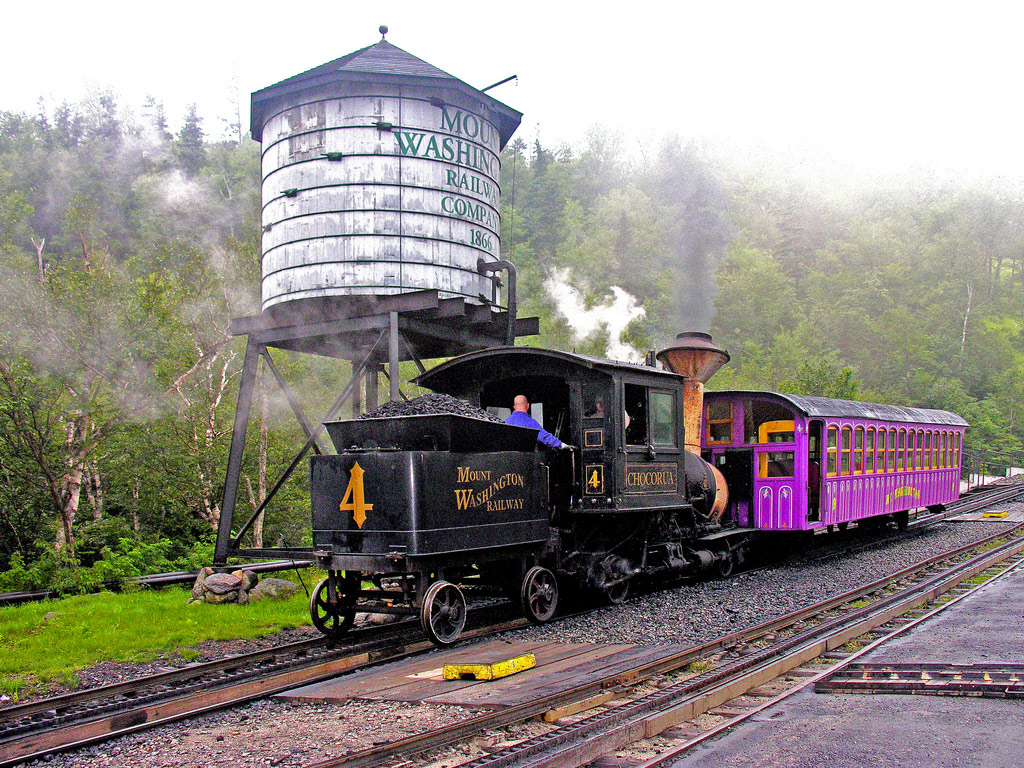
[415,346,683,389]
[707,390,969,427]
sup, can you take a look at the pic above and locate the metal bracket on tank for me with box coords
[477,258,517,346]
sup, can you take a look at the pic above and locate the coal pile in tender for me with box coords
[358,393,503,422]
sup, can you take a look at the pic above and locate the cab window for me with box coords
[651,391,676,446]
[623,383,671,446]
[584,386,610,420]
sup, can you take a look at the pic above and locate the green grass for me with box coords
[0,585,313,701]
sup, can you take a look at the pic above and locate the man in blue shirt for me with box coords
[505,395,571,450]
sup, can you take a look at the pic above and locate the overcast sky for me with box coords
[5,0,1023,178]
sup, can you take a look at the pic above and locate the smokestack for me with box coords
[656,332,729,456]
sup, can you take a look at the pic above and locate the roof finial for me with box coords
[379,25,388,40]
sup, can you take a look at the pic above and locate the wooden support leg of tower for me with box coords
[214,337,261,565]
[389,311,400,403]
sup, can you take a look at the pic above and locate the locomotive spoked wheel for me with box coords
[310,571,358,641]
[521,566,559,624]
[420,580,467,645]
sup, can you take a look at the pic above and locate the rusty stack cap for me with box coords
[655,332,730,383]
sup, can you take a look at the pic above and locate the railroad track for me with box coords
[2,491,1019,767]
[307,522,1024,768]
[0,603,524,767]
[913,481,1024,527]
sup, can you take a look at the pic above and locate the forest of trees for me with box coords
[1,94,1022,587]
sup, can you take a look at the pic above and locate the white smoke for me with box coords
[160,168,208,208]
[544,268,646,362]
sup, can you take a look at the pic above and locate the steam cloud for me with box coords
[544,268,646,362]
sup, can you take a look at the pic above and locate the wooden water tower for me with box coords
[215,30,533,564]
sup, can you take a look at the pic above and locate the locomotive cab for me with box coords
[475,374,576,513]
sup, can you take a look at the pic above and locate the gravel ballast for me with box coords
[502,518,1019,645]
[24,517,1019,768]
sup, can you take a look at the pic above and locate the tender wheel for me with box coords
[521,566,558,624]
[603,579,630,605]
[420,581,466,646]
[715,550,735,579]
[310,572,358,641]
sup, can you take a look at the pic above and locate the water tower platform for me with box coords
[214,290,538,564]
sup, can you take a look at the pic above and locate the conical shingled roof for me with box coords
[250,38,522,146]
[286,39,460,82]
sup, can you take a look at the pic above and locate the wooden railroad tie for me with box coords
[443,652,537,681]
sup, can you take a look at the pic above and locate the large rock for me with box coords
[190,567,215,602]
[232,569,259,592]
[203,572,243,595]
[188,570,243,604]
[248,578,300,602]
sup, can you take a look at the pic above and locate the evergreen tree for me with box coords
[175,104,206,177]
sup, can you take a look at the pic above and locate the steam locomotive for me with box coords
[309,333,742,644]
[308,334,966,645]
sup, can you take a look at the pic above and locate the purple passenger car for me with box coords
[702,391,968,532]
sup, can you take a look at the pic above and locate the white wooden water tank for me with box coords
[251,38,522,316]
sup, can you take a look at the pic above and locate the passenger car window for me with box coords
[707,400,733,444]
[759,420,795,443]
[760,450,795,478]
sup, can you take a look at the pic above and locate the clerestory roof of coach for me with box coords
[707,390,969,427]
